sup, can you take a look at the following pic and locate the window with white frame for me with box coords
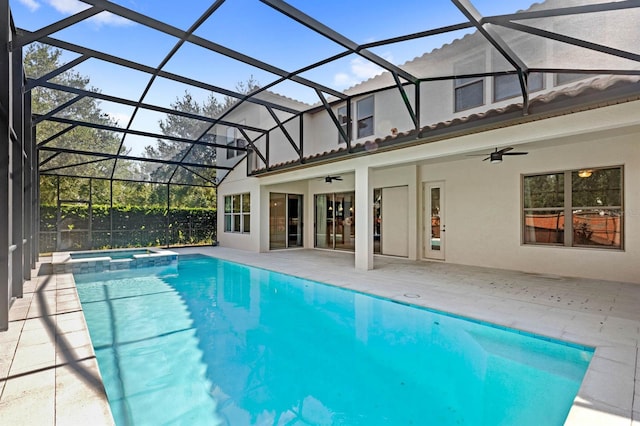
[454,55,485,112]
[224,193,251,233]
[225,120,246,159]
[492,39,544,102]
[337,105,349,144]
[555,73,590,86]
[236,119,247,151]
[356,96,374,139]
[494,72,544,102]
[523,166,623,249]
[226,126,236,159]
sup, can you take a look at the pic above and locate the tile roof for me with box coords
[251,75,640,176]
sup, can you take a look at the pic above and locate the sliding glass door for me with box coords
[270,193,303,250]
[314,192,355,251]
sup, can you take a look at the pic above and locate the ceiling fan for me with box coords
[469,147,528,163]
[324,175,343,183]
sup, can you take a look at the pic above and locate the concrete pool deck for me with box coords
[1,247,639,425]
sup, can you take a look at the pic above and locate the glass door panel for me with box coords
[269,193,286,249]
[315,194,332,249]
[373,189,382,254]
[335,192,355,251]
[431,187,441,251]
[288,194,303,247]
[424,182,445,260]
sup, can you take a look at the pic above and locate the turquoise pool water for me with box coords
[75,255,593,426]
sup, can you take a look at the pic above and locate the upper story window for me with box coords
[494,72,544,102]
[356,96,374,139]
[523,166,623,249]
[492,39,545,102]
[225,119,247,159]
[337,105,349,144]
[454,55,485,112]
[225,126,235,159]
[555,73,590,86]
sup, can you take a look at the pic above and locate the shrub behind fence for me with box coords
[40,204,217,252]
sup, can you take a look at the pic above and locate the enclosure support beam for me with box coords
[33,125,39,263]
[109,179,113,249]
[24,91,34,274]
[165,184,170,248]
[11,45,24,298]
[1,0,12,331]
[316,89,351,152]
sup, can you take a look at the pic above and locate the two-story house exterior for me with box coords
[215,0,640,284]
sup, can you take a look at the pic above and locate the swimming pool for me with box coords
[52,248,178,274]
[70,249,151,260]
[75,254,593,425]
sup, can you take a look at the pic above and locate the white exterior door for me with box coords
[381,186,409,257]
[424,181,445,260]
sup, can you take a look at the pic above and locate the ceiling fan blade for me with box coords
[503,152,528,155]
[482,156,491,161]
[497,147,514,154]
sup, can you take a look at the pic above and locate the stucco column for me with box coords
[355,165,373,270]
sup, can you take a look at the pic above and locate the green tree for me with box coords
[145,77,259,206]
[27,43,130,202]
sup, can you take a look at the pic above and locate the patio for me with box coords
[1,247,639,425]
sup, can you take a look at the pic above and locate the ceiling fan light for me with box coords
[490,158,502,164]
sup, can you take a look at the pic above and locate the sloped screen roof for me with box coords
[9,0,640,186]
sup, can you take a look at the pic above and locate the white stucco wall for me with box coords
[419,129,640,283]
[217,158,261,252]
[218,100,640,283]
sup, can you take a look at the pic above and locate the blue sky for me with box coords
[11,0,538,154]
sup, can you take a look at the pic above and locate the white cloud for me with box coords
[46,0,133,27]
[333,72,354,87]
[48,0,89,14]
[18,0,41,12]
[88,11,133,27]
[350,57,384,80]
[332,54,392,89]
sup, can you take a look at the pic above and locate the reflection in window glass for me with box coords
[523,173,564,209]
[226,126,235,160]
[431,187,441,251]
[357,96,374,139]
[571,168,622,248]
[524,210,565,245]
[338,105,349,144]
[270,193,287,250]
[556,73,589,86]
[455,79,483,111]
[454,55,485,112]
[224,193,251,233]
[522,167,622,249]
[494,72,544,102]
[242,193,251,213]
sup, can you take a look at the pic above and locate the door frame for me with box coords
[269,192,303,250]
[423,181,445,260]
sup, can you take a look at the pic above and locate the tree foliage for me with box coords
[26,43,126,180]
[143,76,259,205]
